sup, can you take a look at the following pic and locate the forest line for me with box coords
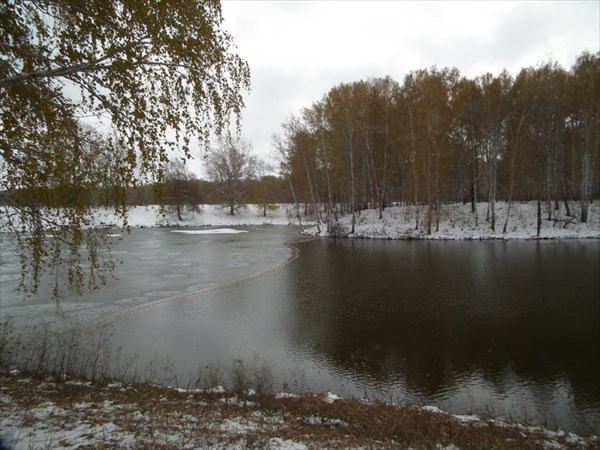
[272,51,599,237]
[4,53,597,238]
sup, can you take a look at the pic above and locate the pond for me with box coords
[1,228,599,434]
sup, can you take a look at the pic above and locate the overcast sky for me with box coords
[191,0,599,174]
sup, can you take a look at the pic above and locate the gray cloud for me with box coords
[218,1,599,164]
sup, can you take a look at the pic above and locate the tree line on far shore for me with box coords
[4,52,597,235]
[273,52,599,236]
[123,163,292,219]
[55,51,599,234]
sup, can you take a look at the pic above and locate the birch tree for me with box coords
[163,159,200,221]
[0,0,249,296]
[204,138,256,216]
[569,52,600,223]
[271,132,304,230]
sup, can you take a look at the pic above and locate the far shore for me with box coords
[2,201,598,240]
[105,201,600,241]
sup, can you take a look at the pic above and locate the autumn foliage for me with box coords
[275,53,599,235]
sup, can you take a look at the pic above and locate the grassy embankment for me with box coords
[1,369,598,450]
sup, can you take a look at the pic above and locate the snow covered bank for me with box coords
[0,204,313,234]
[2,372,597,450]
[95,204,312,228]
[303,201,600,240]
[9,202,596,240]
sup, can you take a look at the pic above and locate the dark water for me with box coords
[281,239,600,433]
[2,229,599,433]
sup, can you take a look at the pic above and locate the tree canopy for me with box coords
[276,52,599,237]
[204,137,256,216]
[0,0,250,297]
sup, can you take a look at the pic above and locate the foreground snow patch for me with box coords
[3,373,598,450]
[268,438,308,449]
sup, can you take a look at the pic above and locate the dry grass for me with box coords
[1,370,597,450]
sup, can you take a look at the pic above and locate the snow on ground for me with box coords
[303,201,600,240]
[0,376,307,450]
[1,373,598,450]
[0,204,312,233]
[95,204,310,228]
[4,201,598,240]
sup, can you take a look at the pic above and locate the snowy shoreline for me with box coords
[95,203,309,228]
[302,201,600,241]
[2,201,598,240]
[107,201,600,241]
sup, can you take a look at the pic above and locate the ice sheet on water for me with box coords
[171,228,248,235]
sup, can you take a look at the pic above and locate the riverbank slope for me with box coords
[1,371,597,450]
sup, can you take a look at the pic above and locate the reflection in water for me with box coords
[282,239,600,432]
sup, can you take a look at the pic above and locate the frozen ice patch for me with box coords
[171,228,248,235]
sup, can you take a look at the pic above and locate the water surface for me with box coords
[2,229,599,434]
